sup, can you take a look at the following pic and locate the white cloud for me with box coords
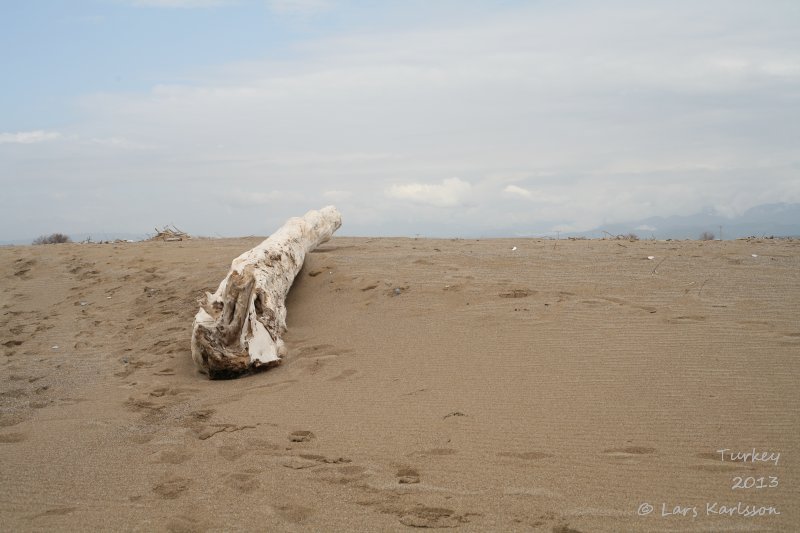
[503,185,532,198]
[0,130,62,144]
[387,178,472,208]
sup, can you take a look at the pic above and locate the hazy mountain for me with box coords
[589,203,800,240]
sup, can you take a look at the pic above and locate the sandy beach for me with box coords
[1,236,798,532]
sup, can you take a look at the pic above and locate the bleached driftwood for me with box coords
[191,206,342,378]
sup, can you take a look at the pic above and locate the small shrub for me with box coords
[699,231,715,241]
[622,233,639,241]
[33,233,72,245]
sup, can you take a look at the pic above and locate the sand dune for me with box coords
[1,237,798,531]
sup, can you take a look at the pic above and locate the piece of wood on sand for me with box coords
[191,206,342,379]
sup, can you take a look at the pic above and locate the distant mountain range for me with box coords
[587,203,800,240]
[2,203,798,245]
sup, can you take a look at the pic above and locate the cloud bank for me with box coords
[0,130,62,144]
[1,0,798,239]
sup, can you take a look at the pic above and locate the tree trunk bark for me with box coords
[191,206,342,379]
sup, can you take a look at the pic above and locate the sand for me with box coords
[1,236,798,532]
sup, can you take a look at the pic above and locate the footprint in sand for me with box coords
[150,449,192,465]
[602,446,656,458]
[272,503,314,524]
[30,507,78,519]
[499,289,535,299]
[399,506,466,528]
[218,444,249,462]
[692,451,751,472]
[777,331,800,345]
[667,315,706,324]
[152,475,191,499]
[396,467,420,484]
[499,451,552,461]
[321,464,367,485]
[294,344,336,358]
[289,430,315,443]
[0,432,27,443]
[223,472,261,493]
[409,448,457,457]
[327,369,358,381]
[298,453,351,464]
[552,525,585,533]
[164,514,207,533]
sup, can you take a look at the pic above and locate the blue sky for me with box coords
[1,0,799,240]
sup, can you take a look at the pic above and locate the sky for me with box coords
[1,0,799,240]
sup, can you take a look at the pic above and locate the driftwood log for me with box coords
[191,206,342,378]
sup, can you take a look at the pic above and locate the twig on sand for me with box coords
[652,257,667,274]
[698,278,710,296]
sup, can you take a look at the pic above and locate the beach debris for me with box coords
[443,411,466,419]
[647,256,655,260]
[499,289,533,298]
[191,206,342,379]
[511,246,517,251]
[149,225,190,242]
[752,254,758,258]
[51,345,59,350]
[389,286,409,297]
